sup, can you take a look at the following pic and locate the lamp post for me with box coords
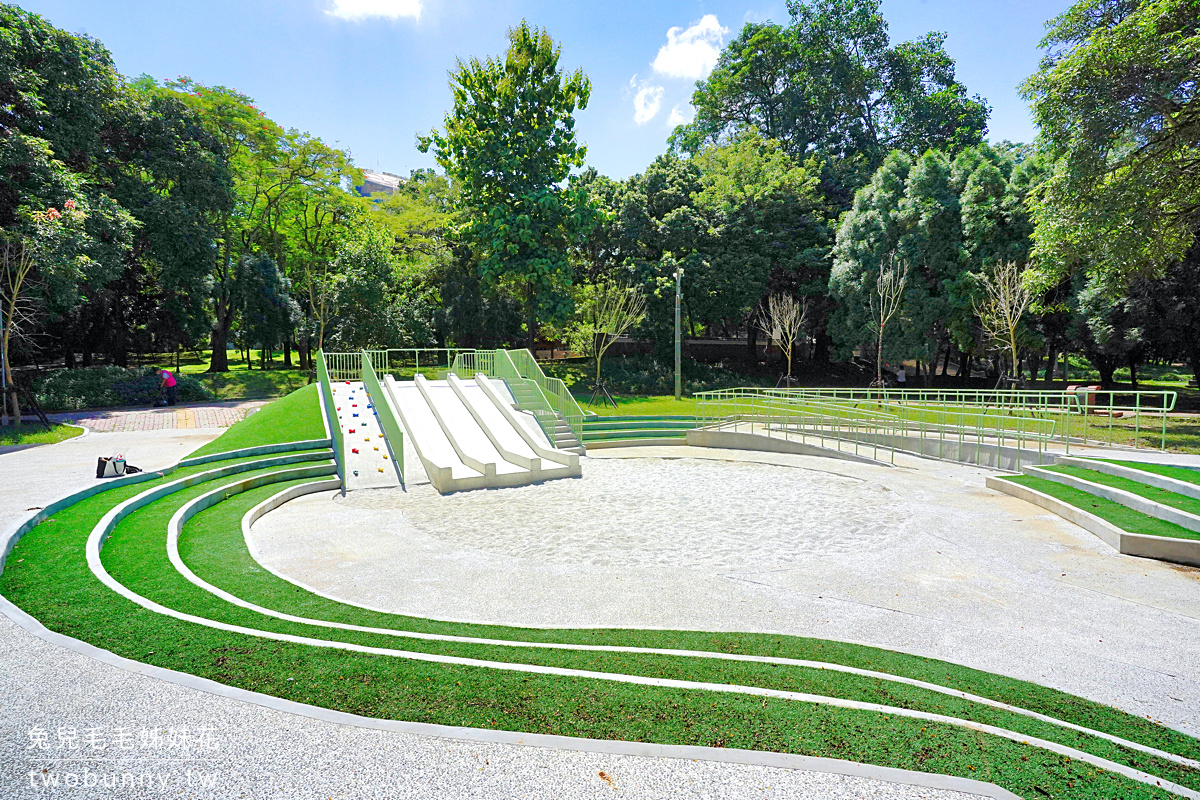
[674,266,684,401]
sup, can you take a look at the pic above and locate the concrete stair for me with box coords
[986,455,1200,567]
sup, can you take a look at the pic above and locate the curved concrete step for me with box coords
[1022,465,1200,534]
[987,475,1200,567]
[1056,457,1200,501]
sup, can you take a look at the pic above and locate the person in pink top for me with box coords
[158,368,178,406]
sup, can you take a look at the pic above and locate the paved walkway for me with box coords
[49,400,269,433]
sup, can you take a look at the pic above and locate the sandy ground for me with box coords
[251,446,1200,737]
[0,432,981,799]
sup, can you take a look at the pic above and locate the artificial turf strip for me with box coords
[1013,473,1200,543]
[1103,460,1200,488]
[182,477,1200,768]
[0,484,1183,800]
[166,482,1200,790]
[62,466,1200,787]
[189,384,325,458]
[1046,464,1200,519]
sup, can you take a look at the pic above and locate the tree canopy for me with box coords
[419,22,597,346]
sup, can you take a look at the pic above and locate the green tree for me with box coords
[235,254,300,368]
[419,22,597,347]
[1022,0,1200,289]
[165,78,279,371]
[672,0,989,171]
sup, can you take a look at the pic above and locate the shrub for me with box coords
[35,366,214,411]
[543,355,765,396]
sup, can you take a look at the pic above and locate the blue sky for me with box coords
[23,0,1071,179]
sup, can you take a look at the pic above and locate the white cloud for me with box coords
[651,14,727,80]
[666,104,694,128]
[630,76,664,126]
[326,0,421,21]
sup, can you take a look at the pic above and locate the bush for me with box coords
[543,355,766,396]
[1157,372,1183,382]
[35,366,214,411]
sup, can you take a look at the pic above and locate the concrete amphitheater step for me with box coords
[82,464,1200,799]
[987,473,1200,567]
[1055,456,1200,501]
[1023,463,1200,533]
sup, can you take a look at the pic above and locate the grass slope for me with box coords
[0,422,83,447]
[1045,465,1200,519]
[1003,475,1200,541]
[190,384,324,457]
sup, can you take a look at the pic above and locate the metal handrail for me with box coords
[361,350,404,484]
[315,351,345,481]
[694,386,1176,452]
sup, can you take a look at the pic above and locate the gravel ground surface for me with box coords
[0,433,983,799]
[252,446,1200,737]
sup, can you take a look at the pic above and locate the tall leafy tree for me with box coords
[0,5,137,370]
[419,22,597,346]
[672,0,989,174]
[1022,0,1200,290]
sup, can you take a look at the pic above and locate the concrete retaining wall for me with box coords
[687,429,883,465]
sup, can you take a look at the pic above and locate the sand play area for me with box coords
[249,446,1200,737]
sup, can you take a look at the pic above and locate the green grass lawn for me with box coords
[188,384,325,457]
[1045,464,1200,517]
[0,422,84,447]
[1003,474,1200,541]
[576,395,703,417]
[1105,460,1200,486]
[172,349,310,400]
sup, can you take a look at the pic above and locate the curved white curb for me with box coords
[86,476,1200,798]
[188,480,1200,773]
[0,592,1018,800]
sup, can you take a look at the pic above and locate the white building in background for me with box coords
[356,170,402,197]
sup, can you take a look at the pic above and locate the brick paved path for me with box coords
[50,400,269,433]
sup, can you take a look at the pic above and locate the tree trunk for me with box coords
[526,283,537,352]
[941,344,952,376]
[209,318,230,372]
[1129,359,1139,390]
[283,337,292,368]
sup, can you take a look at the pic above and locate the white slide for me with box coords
[384,374,581,494]
[472,375,580,472]
[385,375,481,491]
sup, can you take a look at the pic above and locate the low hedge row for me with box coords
[35,366,213,411]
